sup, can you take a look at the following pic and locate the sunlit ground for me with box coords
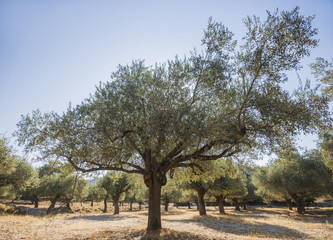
[0,201,332,240]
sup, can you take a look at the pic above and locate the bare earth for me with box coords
[0,202,332,240]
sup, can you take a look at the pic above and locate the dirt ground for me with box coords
[0,202,332,240]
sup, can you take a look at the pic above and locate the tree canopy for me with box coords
[15,8,329,232]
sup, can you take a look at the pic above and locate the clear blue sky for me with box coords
[1,0,332,158]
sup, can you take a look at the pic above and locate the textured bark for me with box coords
[233,198,241,211]
[215,195,225,214]
[242,201,247,210]
[187,202,191,209]
[46,194,60,214]
[65,200,71,210]
[103,196,108,213]
[147,178,162,232]
[113,199,120,214]
[286,198,293,210]
[197,189,207,216]
[164,202,169,211]
[291,195,305,214]
[33,195,39,208]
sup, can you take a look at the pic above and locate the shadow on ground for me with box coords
[88,228,207,240]
[68,214,137,221]
[167,214,309,239]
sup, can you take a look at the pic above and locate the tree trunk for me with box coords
[195,199,199,210]
[233,198,240,211]
[242,201,247,210]
[215,195,225,214]
[33,195,39,208]
[292,195,304,214]
[286,198,293,210]
[164,201,169,211]
[139,202,142,210]
[187,202,191,209]
[197,189,207,216]
[66,201,71,209]
[46,194,60,214]
[147,178,162,232]
[129,201,133,211]
[175,203,178,208]
[103,196,108,213]
[113,196,120,215]
[91,200,94,207]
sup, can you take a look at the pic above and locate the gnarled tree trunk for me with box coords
[164,200,169,211]
[233,198,240,211]
[33,194,39,208]
[215,195,225,214]
[146,177,162,232]
[103,195,108,213]
[113,196,120,214]
[285,198,293,210]
[46,194,60,214]
[197,189,207,215]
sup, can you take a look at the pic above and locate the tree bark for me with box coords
[286,198,293,210]
[113,196,120,214]
[197,189,207,216]
[233,198,240,211]
[215,195,225,214]
[65,200,71,210]
[242,201,247,210]
[147,177,162,232]
[103,196,108,213]
[46,194,60,214]
[164,201,169,211]
[91,200,94,207]
[187,202,191,209]
[129,201,133,211]
[33,195,39,208]
[292,195,304,214]
[139,202,142,210]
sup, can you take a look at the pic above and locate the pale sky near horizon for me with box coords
[1,0,333,162]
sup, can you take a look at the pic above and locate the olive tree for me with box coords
[98,172,131,214]
[0,136,34,200]
[15,8,329,232]
[253,150,333,214]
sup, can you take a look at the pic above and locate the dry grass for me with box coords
[0,201,332,240]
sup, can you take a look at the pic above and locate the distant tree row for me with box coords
[1,133,333,217]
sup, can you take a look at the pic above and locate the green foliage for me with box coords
[125,173,147,205]
[14,7,329,229]
[0,136,34,199]
[311,58,333,97]
[98,172,131,203]
[161,178,182,210]
[253,150,333,212]
[209,163,248,201]
[86,183,104,204]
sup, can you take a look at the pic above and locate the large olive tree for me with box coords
[15,8,329,232]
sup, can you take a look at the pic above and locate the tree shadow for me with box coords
[68,214,133,221]
[289,208,333,224]
[167,215,309,239]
